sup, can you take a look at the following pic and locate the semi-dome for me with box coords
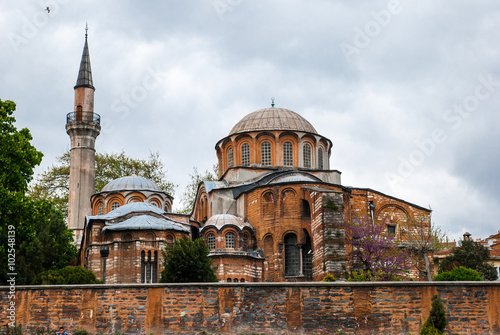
[101,175,162,192]
[229,108,317,135]
[201,214,254,232]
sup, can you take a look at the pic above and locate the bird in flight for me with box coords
[45,6,50,13]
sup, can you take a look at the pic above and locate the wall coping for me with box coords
[2,281,500,290]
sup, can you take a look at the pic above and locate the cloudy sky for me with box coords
[1,0,499,242]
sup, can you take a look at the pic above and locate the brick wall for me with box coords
[2,282,500,334]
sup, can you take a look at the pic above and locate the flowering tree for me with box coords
[345,216,411,281]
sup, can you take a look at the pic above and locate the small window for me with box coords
[228,148,234,168]
[318,148,324,170]
[283,142,293,166]
[225,232,235,249]
[97,204,103,215]
[302,199,311,217]
[242,234,248,251]
[111,202,120,210]
[241,143,250,166]
[261,141,271,166]
[233,278,239,283]
[240,278,245,282]
[303,143,311,168]
[207,233,216,250]
[387,225,396,235]
[227,278,232,282]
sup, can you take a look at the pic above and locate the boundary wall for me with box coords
[1,282,500,334]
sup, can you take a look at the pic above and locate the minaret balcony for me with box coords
[66,111,101,125]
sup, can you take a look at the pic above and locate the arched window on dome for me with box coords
[284,233,299,276]
[97,204,103,215]
[225,232,235,249]
[318,148,324,170]
[283,142,293,166]
[207,233,216,250]
[261,141,271,166]
[228,148,234,168]
[241,143,250,166]
[303,143,311,168]
[111,202,120,211]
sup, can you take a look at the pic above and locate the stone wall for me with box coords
[1,282,500,334]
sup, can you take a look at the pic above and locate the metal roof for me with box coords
[201,214,254,232]
[102,214,189,232]
[74,31,94,90]
[229,108,317,135]
[101,175,163,193]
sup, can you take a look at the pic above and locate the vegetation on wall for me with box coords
[434,266,483,281]
[160,236,218,283]
[32,266,100,285]
[344,215,412,281]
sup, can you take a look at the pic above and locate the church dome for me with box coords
[201,214,254,232]
[229,108,317,135]
[101,175,162,192]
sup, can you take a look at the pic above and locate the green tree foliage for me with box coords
[438,239,498,281]
[32,266,99,285]
[434,266,483,281]
[178,165,218,214]
[160,236,218,283]
[321,273,336,282]
[29,150,176,216]
[0,99,77,285]
[420,295,447,335]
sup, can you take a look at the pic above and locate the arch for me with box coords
[284,233,299,276]
[107,196,124,212]
[318,147,324,170]
[127,195,144,204]
[122,233,133,241]
[256,131,276,140]
[240,278,245,282]
[233,278,239,283]
[263,234,274,258]
[261,190,275,220]
[234,133,253,143]
[227,278,232,282]
[302,199,311,217]
[242,233,249,251]
[281,189,297,218]
[97,203,104,215]
[165,234,175,248]
[227,147,234,168]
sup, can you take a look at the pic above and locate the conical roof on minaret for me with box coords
[74,26,94,90]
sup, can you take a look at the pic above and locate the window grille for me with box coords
[261,141,271,165]
[228,148,234,168]
[111,202,120,210]
[318,148,324,169]
[207,233,216,250]
[241,143,250,166]
[303,143,311,168]
[225,232,235,249]
[284,234,299,276]
[283,142,293,166]
[97,204,103,215]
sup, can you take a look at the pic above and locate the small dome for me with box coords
[229,108,317,135]
[101,175,162,192]
[201,214,254,232]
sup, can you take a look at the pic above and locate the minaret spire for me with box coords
[75,23,94,90]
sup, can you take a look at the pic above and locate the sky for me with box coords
[1,0,499,242]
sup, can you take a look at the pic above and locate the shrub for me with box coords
[434,266,483,281]
[420,295,447,335]
[32,266,99,285]
[321,273,336,282]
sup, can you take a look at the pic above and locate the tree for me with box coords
[434,266,482,281]
[160,236,218,283]
[29,150,176,216]
[438,239,498,281]
[0,99,77,285]
[32,266,99,285]
[345,216,412,281]
[178,164,218,214]
[400,215,450,281]
[420,295,447,335]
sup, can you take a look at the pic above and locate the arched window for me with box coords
[262,191,275,220]
[281,190,296,218]
[240,278,245,282]
[261,141,271,166]
[111,202,120,211]
[318,148,324,170]
[283,142,293,166]
[242,234,248,251]
[228,148,234,168]
[97,204,103,215]
[207,233,216,250]
[263,234,274,258]
[227,278,232,282]
[166,234,174,248]
[233,278,239,283]
[302,199,311,217]
[225,232,235,249]
[241,143,250,166]
[284,233,299,276]
[303,143,311,168]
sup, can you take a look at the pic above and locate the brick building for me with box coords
[72,30,432,283]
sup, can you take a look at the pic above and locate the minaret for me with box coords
[66,25,100,246]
